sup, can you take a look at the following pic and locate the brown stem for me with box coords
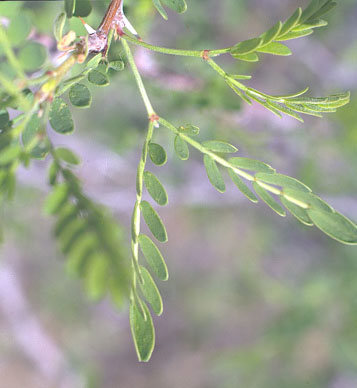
[98,0,123,34]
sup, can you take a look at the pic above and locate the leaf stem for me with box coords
[121,38,156,118]
[122,34,232,58]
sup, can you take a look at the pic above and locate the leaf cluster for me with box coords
[0,0,355,364]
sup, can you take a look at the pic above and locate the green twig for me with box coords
[122,34,232,58]
[121,38,156,118]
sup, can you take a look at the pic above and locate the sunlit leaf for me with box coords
[141,201,168,242]
[203,140,238,153]
[139,266,163,316]
[149,143,167,166]
[143,171,168,206]
[174,135,189,160]
[308,208,357,245]
[18,42,47,72]
[138,234,169,281]
[130,301,155,362]
[203,155,226,193]
[49,98,74,134]
[69,83,92,108]
[55,147,80,165]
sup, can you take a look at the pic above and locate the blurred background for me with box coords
[0,0,357,387]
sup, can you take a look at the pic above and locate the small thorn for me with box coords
[79,16,97,35]
[122,15,140,39]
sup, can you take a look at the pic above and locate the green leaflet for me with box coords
[143,171,168,206]
[280,8,302,36]
[139,266,163,316]
[48,162,59,186]
[54,203,78,236]
[257,42,292,56]
[7,14,31,46]
[231,38,262,56]
[65,235,94,276]
[280,197,313,226]
[278,29,313,41]
[293,19,328,32]
[228,169,258,203]
[300,0,321,23]
[55,147,81,165]
[309,1,337,20]
[88,70,109,86]
[130,301,155,362]
[229,157,275,174]
[65,0,75,18]
[109,276,125,310]
[73,0,92,17]
[140,201,168,242]
[0,144,21,165]
[138,234,169,281]
[18,42,47,72]
[227,81,252,105]
[203,155,226,193]
[109,60,124,72]
[149,143,167,166]
[283,189,333,213]
[43,183,69,215]
[69,84,92,108]
[288,92,350,108]
[174,135,189,160]
[178,124,200,136]
[255,172,311,193]
[260,21,282,46]
[266,101,304,122]
[307,208,357,245]
[53,12,66,42]
[22,114,50,159]
[49,98,74,134]
[202,140,238,154]
[284,102,322,118]
[161,0,187,13]
[231,52,259,62]
[59,218,87,254]
[253,182,286,217]
[152,0,168,20]
[84,255,109,301]
[152,0,187,20]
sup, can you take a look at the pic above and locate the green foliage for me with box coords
[0,0,355,363]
